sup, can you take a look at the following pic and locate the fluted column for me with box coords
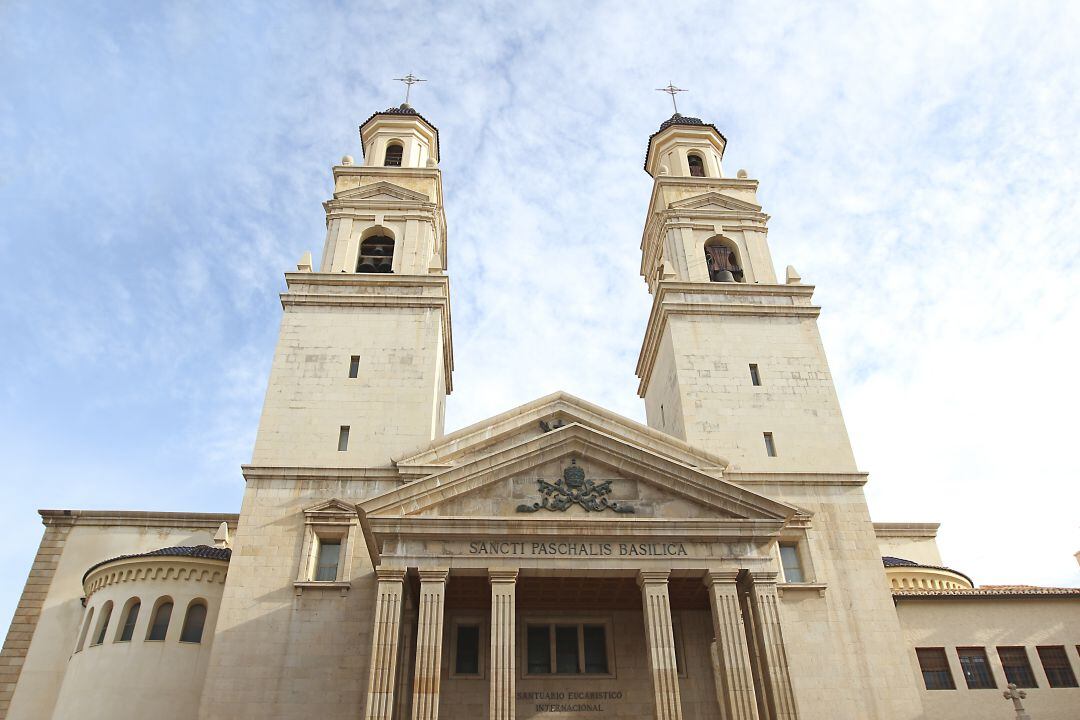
[705,571,760,720]
[747,572,798,720]
[638,570,684,720]
[412,569,449,720]
[364,568,406,720]
[488,570,518,720]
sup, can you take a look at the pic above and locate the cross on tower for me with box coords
[393,73,426,105]
[656,82,688,114]
[1003,683,1032,720]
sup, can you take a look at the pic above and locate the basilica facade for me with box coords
[2,104,1078,720]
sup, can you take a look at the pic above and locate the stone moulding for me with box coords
[82,557,229,599]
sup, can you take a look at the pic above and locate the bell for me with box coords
[715,269,735,282]
[357,261,377,273]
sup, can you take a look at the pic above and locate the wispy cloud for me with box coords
[1,0,1078,628]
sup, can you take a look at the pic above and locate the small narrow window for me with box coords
[687,153,706,177]
[91,601,113,646]
[1037,646,1078,688]
[337,426,350,452]
[779,543,804,583]
[997,647,1037,688]
[180,602,207,643]
[75,607,94,653]
[749,364,761,386]
[916,648,956,690]
[582,625,608,674]
[527,625,551,674]
[147,600,173,641]
[384,142,403,167]
[659,404,666,426]
[316,539,341,581]
[454,624,481,675]
[957,648,996,689]
[118,600,140,642]
[764,432,777,457]
[348,355,360,378]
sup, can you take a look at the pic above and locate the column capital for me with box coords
[375,567,407,582]
[637,569,671,587]
[488,569,519,584]
[704,569,741,586]
[417,568,449,583]
[746,571,779,587]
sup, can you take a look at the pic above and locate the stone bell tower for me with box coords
[250,103,453,468]
[635,112,857,473]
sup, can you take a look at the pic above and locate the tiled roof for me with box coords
[83,545,231,583]
[881,555,973,585]
[893,586,1080,599]
[358,104,440,161]
[644,114,727,172]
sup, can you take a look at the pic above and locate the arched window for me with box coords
[180,601,208,643]
[687,153,706,177]
[356,235,395,273]
[704,240,744,282]
[75,606,94,653]
[146,598,173,641]
[91,601,113,646]
[117,598,141,642]
[384,142,403,167]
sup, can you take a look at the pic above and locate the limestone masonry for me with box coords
[2,104,1077,720]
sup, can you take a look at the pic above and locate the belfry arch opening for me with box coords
[357,231,395,273]
[704,238,744,282]
[687,152,706,177]
[383,141,404,167]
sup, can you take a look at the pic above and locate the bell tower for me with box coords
[635,112,857,473]
[251,102,452,468]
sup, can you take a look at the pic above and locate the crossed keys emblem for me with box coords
[516,459,635,514]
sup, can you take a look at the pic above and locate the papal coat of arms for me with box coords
[515,459,635,514]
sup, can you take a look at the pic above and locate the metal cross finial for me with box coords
[393,73,426,104]
[1003,683,1031,720]
[656,82,688,114]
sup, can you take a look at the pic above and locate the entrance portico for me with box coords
[356,422,802,720]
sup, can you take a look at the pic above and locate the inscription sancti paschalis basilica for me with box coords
[4,84,1079,720]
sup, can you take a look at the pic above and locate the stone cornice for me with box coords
[873,522,940,538]
[636,282,820,396]
[281,273,454,392]
[38,509,238,529]
[723,472,869,487]
[83,556,229,598]
[241,465,403,482]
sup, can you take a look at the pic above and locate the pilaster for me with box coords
[488,570,518,720]
[364,568,407,720]
[637,570,684,720]
[705,571,760,720]
[412,569,449,720]
[746,572,798,720]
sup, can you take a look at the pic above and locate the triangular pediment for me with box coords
[668,191,762,213]
[363,422,795,524]
[394,391,729,479]
[333,181,430,203]
[304,498,356,514]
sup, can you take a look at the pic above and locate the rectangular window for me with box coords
[998,647,1037,688]
[348,355,360,378]
[526,622,609,675]
[916,648,956,690]
[779,543,805,583]
[337,426,350,452]
[527,625,551,675]
[315,540,341,581]
[764,432,777,457]
[454,624,481,675]
[1037,646,1078,688]
[957,647,996,689]
[749,363,761,386]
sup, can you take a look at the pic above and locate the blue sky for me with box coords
[2,1,1079,629]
